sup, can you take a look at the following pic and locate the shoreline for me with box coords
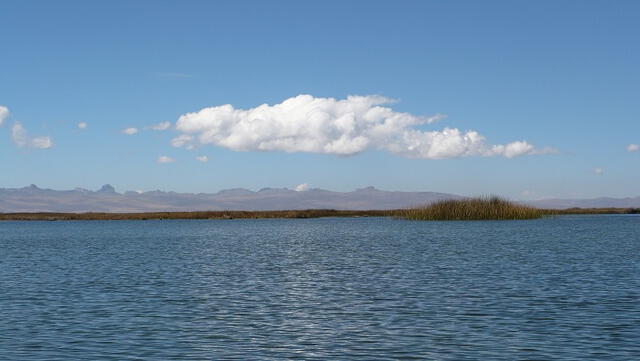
[0,210,394,221]
[0,208,638,221]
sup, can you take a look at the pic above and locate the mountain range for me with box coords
[0,184,461,212]
[1,185,638,213]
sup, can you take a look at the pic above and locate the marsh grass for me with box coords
[0,204,636,221]
[403,196,546,221]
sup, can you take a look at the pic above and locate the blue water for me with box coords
[1,215,639,360]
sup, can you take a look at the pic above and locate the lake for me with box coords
[1,215,639,360]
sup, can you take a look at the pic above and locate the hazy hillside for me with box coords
[2,185,639,212]
[0,185,463,212]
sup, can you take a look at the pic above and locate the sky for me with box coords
[1,0,639,199]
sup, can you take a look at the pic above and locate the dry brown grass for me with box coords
[402,196,546,221]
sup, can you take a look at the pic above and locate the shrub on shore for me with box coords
[403,196,545,221]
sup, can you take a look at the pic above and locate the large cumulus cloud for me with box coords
[173,95,548,159]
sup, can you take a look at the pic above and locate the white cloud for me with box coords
[77,122,87,129]
[173,94,547,159]
[122,127,138,135]
[11,122,53,149]
[148,121,171,131]
[157,155,175,163]
[0,105,9,126]
[295,183,310,192]
[594,168,604,175]
[171,134,196,150]
[171,134,193,147]
[626,144,639,152]
[195,155,208,162]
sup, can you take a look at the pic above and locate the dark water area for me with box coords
[1,215,639,360]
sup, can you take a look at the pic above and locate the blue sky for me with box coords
[1,0,638,199]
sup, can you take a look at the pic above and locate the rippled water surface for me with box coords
[1,216,639,360]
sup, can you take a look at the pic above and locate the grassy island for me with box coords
[403,197,546,221]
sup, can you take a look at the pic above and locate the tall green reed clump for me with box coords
[403,196,545,221]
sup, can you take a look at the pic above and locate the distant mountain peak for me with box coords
[97,184,116,193]
[217,188,254,196]
[22,184,41,192]
[356,186,379,192]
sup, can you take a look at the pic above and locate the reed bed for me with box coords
[0,205,636,221]
[403,196,546,221]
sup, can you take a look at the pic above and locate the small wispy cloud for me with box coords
[626,144,639,152]
[0,105,9,126]
[530,146,560,156]
[77,122,87,129]
[157,155,175,163]
[12,122,53,149]
[122,127,138,135]
[171,134,195,150]
[295,183,310,192]
[593,168,604,175]
[147,121,171,131]
[195,155,208,162]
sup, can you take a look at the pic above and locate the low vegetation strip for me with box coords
[402,197,546,221]
[0,209,395,221]
[0,203,637,221]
